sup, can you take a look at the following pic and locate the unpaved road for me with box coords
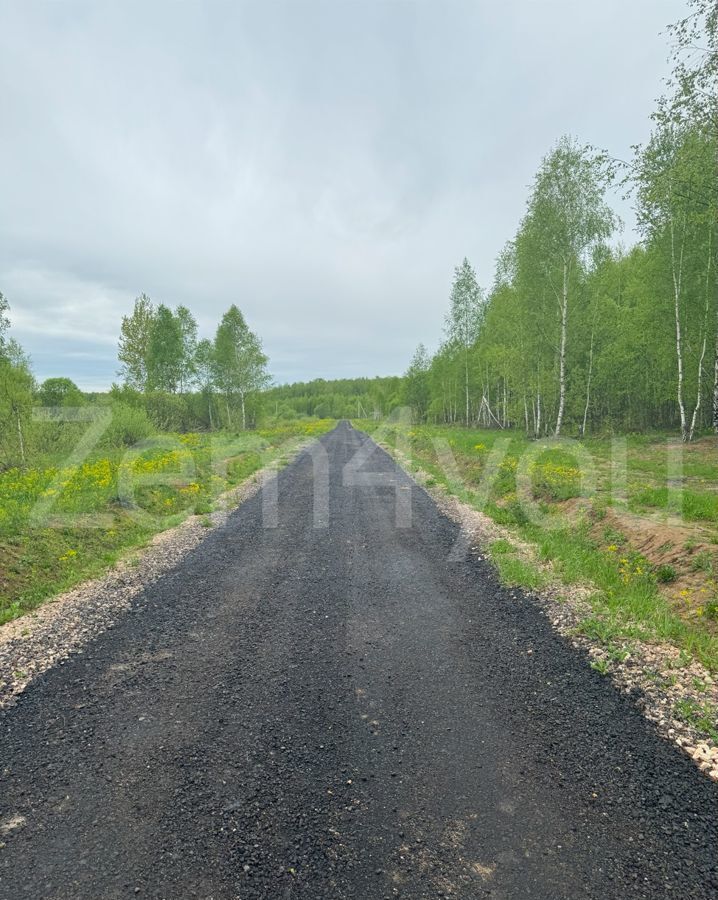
[1,422,717,899]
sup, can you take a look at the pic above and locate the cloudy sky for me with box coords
[1,0,685,390]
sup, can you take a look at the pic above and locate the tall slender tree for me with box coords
[444,258,483,425]
[118,294,155,390]
[519,137,614,435]
[0,339,34,468]
[194,338,217,429]
[0,292,10,350]
[176,305,198,393]
[213,305,270,429]
[403,343,431,422]
[146,304,184,393]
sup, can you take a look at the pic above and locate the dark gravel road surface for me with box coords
[1,422,717,899]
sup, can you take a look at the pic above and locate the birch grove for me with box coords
[401,1,718,441]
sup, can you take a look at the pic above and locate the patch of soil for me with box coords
[589,506,718,626]
[0,542,24,597]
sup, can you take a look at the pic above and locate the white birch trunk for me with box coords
[464,352,470,426]
[554,261,568,437]
[524,394,530,435]
[581,325,595,438]
[536,391,542,439]
[669,209,687,440]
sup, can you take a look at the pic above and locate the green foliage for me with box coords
[398,7,717,441]
[489,539,547,590]
[101,404,154,448]
[146,304,185,393]
[37,377,85,408]
[0,338,35,468]
[403,344,431,422]
[705,599,718,622]
[118,293,154,389]
[656,565,677,584]
[213,305,270,429]
[444,258,484,425]
[267,375,403,420]
[115,299,271,431]
[674,698,718,742]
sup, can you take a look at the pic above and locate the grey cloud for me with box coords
[0,0,684,388]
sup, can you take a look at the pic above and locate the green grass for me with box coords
[590,658,610,675]
[629,486,718,522]
[0,420,335,625]
[656,564,677,583]
[674,698,718,742]
[489,539,548,590]
[361,421,718,672]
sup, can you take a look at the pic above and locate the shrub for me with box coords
[102,404,154,448]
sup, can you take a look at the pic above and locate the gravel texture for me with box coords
[0,422,717,899]
[385,441,718,783]
[0,460,274,709]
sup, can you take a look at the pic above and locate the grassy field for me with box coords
[356,420,718,674]
[0,419,334,625]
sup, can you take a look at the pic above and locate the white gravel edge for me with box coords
[0,440,309,709]
[379,439,718,783]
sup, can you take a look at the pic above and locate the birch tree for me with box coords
[662,0,718,432]
[213,305,270,429]
[194,338,217,429]
[635,123,716,440]
[146,304,184,393]
[0,340,34,468]
[176,305,198,394]
[444,258,483,425]
[404,343,431,422]
[519,137,614,436]
[118,294,155,390]
[0,292,9,350]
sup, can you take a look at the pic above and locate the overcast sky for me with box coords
[0,0,686,390]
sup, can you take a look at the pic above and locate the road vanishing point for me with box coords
[1,423,717,899]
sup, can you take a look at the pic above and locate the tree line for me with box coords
[0,294,34,466]
[0,1,713,468]
[117,298,270,430]
[265,376,402,420]
[404,0,717,441]
[0,291,272,470]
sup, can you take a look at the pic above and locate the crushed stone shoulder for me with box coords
[0,455,284,709]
